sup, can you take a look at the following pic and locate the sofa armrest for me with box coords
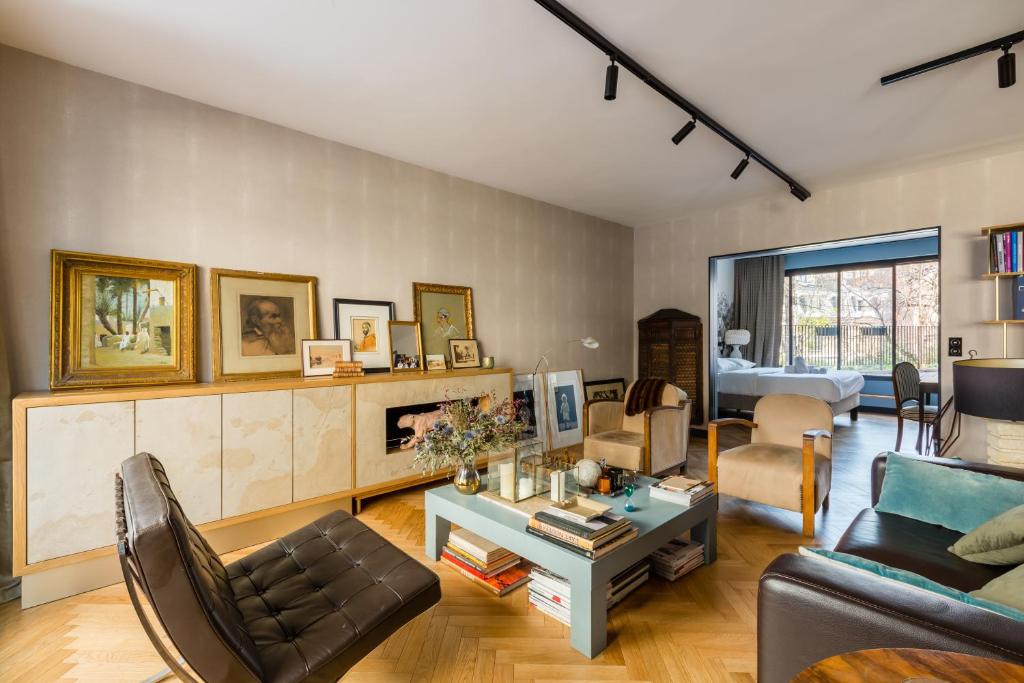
[757,553,1024,683]
[583,399,623,438]
[645,400,691,475]
[871,453,1024,506]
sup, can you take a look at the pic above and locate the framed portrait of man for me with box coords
[412,282,473,363]
[211,268,318,381]
[49,250,197,389]
[333,298,395,373]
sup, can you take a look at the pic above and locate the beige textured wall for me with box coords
[635,146,1024,458]
[0,45,634,393]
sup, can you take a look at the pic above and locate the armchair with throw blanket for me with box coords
[583,378,692,475]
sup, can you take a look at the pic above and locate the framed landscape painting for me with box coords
[49,250,197,389]
[211,268,318,381]
[333,298,395,373]
[412,282,473,363]
[301,339,351,377]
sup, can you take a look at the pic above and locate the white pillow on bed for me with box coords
[716,357,757,372]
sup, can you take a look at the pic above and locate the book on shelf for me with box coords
[448,527,515,565]
[988,228,1024,274]
[1016,276,1024,321]
[649,478,713,506]
[532,509,629,541]
[649,538,705,581]
[525,525,638,559]
[439,552,530,596]
[527,561,650,625]
[526,517,633,552]
[442,544,520,577]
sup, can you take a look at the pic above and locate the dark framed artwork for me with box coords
[584,378,627,401]
[333,298,395,373]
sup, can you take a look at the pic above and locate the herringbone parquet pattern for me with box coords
[0,413,899,682]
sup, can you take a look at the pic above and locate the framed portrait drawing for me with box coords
[545,369,584,450]
[584,377,627,401]
[412,282,473,363]
[301,339,351,377]
[50,250,197,389]
[332,298,394,373]
[448,338,481,369]
[514,373,546,445]
[388,321,423,372]
[425,354,447,371]
[211,268,318,381]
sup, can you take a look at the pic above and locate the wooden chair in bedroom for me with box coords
[708,394,833,536]
[892,361,937,453]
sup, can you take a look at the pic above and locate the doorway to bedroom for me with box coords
[708,227,940,447]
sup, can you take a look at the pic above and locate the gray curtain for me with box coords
[0,321,19,603]
[733,255,785,367]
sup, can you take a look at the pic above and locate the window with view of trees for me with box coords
[781,259,938,373]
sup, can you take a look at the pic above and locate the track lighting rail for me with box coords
[532,0,811,201]
[880,29,1024,86]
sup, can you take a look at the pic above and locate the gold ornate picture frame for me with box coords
[211,268,318,381]
[50,250,197,389]
[387,321,424,372]
[412,282,474,363]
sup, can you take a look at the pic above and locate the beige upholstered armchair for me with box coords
[708,394,833,536]
[583,381,692,475]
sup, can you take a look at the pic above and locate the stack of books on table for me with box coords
[528,561,650,625]
[333,360,364,378]
[439,527,530,596]
[649,538,705,581]
[649,475,713,506]
[526,500,637,559]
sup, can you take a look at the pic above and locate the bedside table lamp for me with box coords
[953,358,1024,467]
[724,329,751,359]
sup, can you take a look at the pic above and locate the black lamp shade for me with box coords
[998,51,1016,89]
[604,62,618,100]
[953,359,1024,421]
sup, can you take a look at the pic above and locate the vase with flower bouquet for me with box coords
[412,393,525,494]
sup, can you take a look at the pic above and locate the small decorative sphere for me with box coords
[576,459,603,488]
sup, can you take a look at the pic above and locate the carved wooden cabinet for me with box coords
[637,308,703,424]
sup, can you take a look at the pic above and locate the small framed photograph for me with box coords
[388,321,423,372]
[547,369,584,449]
[301,339,352,377]
[333,298,395,374]
[425,354,447,371]
[584,378,627,401]
[448,338,481,369]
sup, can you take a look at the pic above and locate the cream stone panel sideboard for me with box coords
[11,367,512,603]
[135,394,222,524]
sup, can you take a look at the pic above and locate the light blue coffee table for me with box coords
[424,478,717,658]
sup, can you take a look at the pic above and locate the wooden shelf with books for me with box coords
[980,222,1024,357]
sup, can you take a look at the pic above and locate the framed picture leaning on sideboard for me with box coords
[333,297,395,373]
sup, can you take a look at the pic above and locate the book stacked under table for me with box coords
[528,561,650,626]
[440,527,531,596]
[649,538,705,581]
[526,499,638,559]
[649,475,714,506]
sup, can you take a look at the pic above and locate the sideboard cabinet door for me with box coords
[293,386,352,502]
[135,395,222,524]
[26,401,134,563]
[222,390,293,518]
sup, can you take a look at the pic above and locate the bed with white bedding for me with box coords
[715,360,865,418]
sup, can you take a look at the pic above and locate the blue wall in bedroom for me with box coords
[784,235,938,271]
[785,235,939,412]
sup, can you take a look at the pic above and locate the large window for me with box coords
[783,258,938,372]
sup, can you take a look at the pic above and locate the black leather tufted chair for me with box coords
[115,452,441,683]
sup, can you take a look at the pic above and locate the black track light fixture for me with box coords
[730,155,750,180]
[671,119,696,145]
[998,46,1016,88]
[604,56,618,101]
[790,184,810,202]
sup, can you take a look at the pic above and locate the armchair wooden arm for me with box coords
[801,429,832,537]
[707,418,758,489]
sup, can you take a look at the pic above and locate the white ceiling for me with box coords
[1,1,1023,226]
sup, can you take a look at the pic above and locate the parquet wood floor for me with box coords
[0,413,901,682]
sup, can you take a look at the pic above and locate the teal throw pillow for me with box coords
[800,547,1024,622]
[874,453,1024,533]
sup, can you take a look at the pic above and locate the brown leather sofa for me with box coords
[117,452,442,682]
[757,453,1024,683]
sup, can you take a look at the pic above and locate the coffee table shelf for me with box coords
[424,478,717,658]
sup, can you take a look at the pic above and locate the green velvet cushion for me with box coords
[971,563,1024,612]
[800,547,1024,622]
[949,504,1024,565]
[874,453,1024,533]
